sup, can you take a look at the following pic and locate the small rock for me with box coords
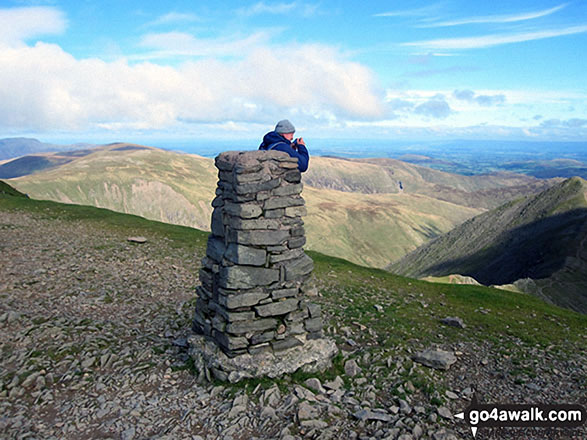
[344,359,362,377]
[437,406,453,419]
[374,304,384,312]
[353,409,392,422]
[324,376,344,390]
[298,401,319,421]
[440,317,465,329]
[304,377,326,394]
[412,349,457,370]
[260,406,278,420]
[81,356,95,369]
[121,427,136,440]
[526,383,541,391]
[399,399,411,415]
[398,435,414,440]
[300,419,328,429]
[127,237,147,243]
[445,390,459,399]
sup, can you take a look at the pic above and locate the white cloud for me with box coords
[238,2,318,17]
[421,3,568,27]
[0,6,66,46]
[0,39,383,132]
[145,12,200,27]
[403,25,587,50]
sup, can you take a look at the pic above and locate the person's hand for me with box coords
[296,137,305,146]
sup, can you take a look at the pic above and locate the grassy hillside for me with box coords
[305,156,557,209]
[390,177,587,313]
[10,144,218,232]
[0,180,27,197]
[9,144,557,268]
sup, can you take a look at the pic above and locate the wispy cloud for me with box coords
[145,12,200,27]
[0,6,67,46]
[403,25,587,50]
[421,3,568,27]
[138,31,274,58]
[238,1,318,17]
[374,3,443,18]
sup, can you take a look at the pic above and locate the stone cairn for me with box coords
[189,150,337,383]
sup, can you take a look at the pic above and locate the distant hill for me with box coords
[8,143,559,268]
[389,177,587,313]
[0,137,93,161]
[305,156,557,209]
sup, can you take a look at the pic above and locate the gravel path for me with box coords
[1,209,585,440]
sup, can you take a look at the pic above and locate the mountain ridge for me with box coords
[389,177,587,313]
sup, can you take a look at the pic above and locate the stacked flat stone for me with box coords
[193,150,324,359]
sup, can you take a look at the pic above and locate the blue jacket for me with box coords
[258,131,309,172]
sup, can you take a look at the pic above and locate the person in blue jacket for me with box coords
[259,119,309,172]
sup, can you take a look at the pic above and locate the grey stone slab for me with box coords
[228,217,281,230]
[250,331,276,345]
[226,318,278,335]
[264,208,285,219]
[285,322,305,335]
[286,308,309,322]
[248,343,272,355]
[189,334,338,383]
[288,236,306,249]
[211,195,224,207]
[264,196,304,210]
[290,226,305,237]
[234,171,267,184]
[285,254,314,281]
[304,317,323,333]
[235,178,281,195]
[214,332,249,350]
[230,229,290,246]
[412,349,457,370]
[220,266,279,289]
[215,151,241,171]
[218,289,270,309]
[223,202,263,219]
[272,183,303,197]
[271,287,299,299]
[224,243,267,266]
[271,336,303,352]
[206,236,226,262]
[211,209,224,237]
[285,206,307,217]
[255,298,299,317]
[269,248,304,264]
[208,302,255,322]
[307,303,321,318]
[284,170,301,183]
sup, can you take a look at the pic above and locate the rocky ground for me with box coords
[1,208,585,440]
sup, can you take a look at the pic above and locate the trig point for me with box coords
[189,150,337,383]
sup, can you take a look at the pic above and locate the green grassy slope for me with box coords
[0,180,27,197]
[1,185,584,358]
[390,177,587,313]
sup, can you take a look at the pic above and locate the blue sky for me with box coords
[0,0,586,143]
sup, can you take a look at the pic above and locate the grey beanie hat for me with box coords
[275,119,295,134]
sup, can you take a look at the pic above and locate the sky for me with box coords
[0,0,586,144]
